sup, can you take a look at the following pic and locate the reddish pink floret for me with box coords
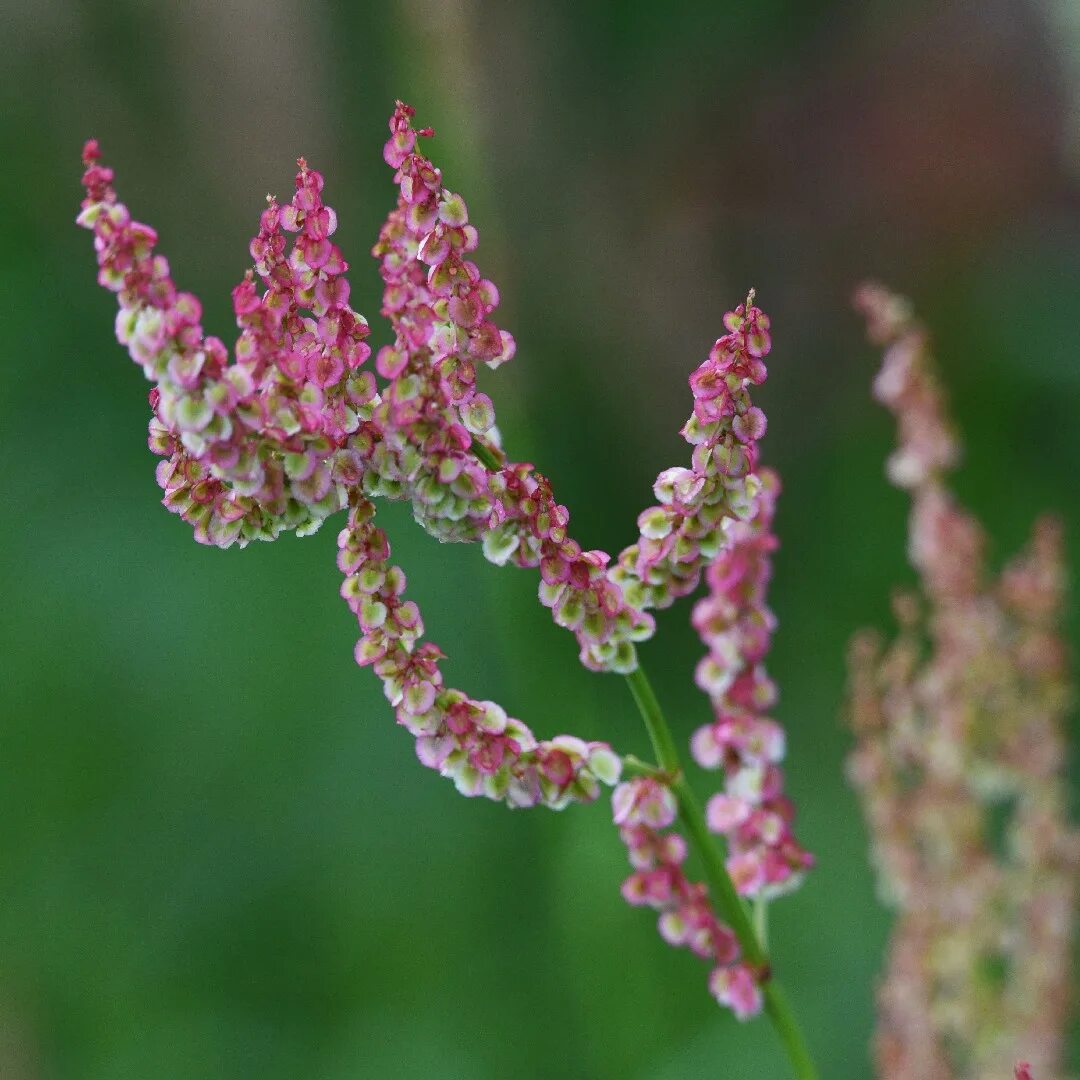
[613,777,762,1021]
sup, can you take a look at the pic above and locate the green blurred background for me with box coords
[2,1,1078,1076]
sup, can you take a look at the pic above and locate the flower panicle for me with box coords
[690,470,813,899]
[610,295,772,615]
[612,776,764,1020]
[78,142,375,548]
[846,283,1079,1079]
[365,103,653,675]
[340,495,621,809]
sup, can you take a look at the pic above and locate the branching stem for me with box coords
[468,439,818,1080]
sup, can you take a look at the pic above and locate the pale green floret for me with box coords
[399,445,423,479]
[235,402,262,429]
[403,684,433,713]
[414,475,448,507]
[550,735,589,757]
[310,486,343,519]
[554,592,585,630]
[382,675,405,707]
[365,474,405,499]
[359,566,385,592]
[115,305,139,343]
[581,610,609,642]
[483,525,520,566]
[273,405,303,436]
[135,306,163,340]
[76,201,106,228]
[203,413,231,441]
[283,451,311,479]
[640,507,675,540]
[175,394,213,432]
[506,719,538,752]
[587,747,622,785]
[726,474,761,519]
[698,529,723,560]
[672,534,697,559]
[204,381,231,411]
[483,769,511,801]
[477,702,508,734]
[100,266,125,289]
[395,374,421,402]
[361,598,388,629]
[453,763,481,797]
[438,192,469,227]
[571,772,601,803]
[610,642,639,675]
[682,414,705,444]
[437,458,460,484]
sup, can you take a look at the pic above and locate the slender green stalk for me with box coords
[468,439,818,1079]
[625,665,818,1080]
[470,437,502,472]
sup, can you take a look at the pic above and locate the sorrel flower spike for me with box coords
[77,138,621,812]
[340,492,621,808]
[613,775,763,1019]
[847,283,1079,1079]
[368,102,654,675]
[77,115,820,1073]
[78,142,376,547]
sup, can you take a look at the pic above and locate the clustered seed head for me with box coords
[341,495,621,807]
[611,298,771,613]
[368,102,654,675]
[847,284,1079,1080]
[79,105,812,1023]
[613,777,763,1019]
[79,142,374,547]
[607,298,811,1000]
[691,470,813,898]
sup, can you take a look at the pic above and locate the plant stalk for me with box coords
[468,437,818,1079]
[625,664,818,1080]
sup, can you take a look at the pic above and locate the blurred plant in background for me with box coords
[847,284,1079,1078]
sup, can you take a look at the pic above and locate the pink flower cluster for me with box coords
[78,143,375,547]
[609,297,810,899]
[847,284,1079,1079]
[341,495,622,807]
[79,108,812,1026]
[691,471,813,898]
[611,299,771,613]
[366,103,653,674]
[613,777,763,1020]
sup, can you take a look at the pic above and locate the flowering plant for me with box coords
[847,285,1078,1079]
[78,105,1074,1079]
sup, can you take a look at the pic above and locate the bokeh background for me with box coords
[2,0,1078,1076]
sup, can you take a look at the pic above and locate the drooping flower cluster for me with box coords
[690,470,813,898]
[847,283,1079,1080]
[78,108,808,1026]
[341,494,621,807]
[612,777,763,1019]
[79,143,375,547]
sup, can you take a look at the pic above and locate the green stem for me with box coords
[625,665,818,1080]
[467,440,818,1079]
[470,437,502,472]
